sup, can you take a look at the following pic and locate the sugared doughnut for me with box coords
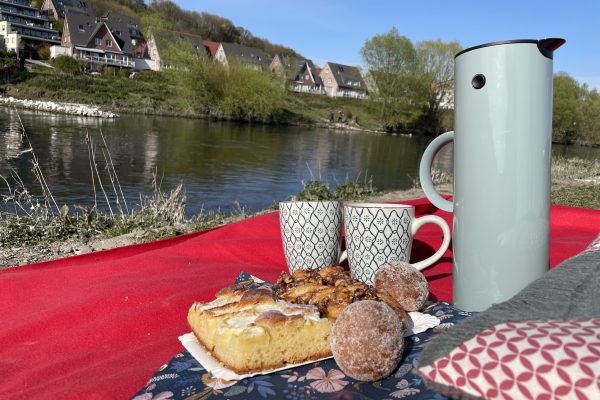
[374,261,429,311]
[330,300,405,381]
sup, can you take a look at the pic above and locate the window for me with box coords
[115,30,121,36]
[106,39,112,47]
[95,37,101,46]
[78,24,84,32]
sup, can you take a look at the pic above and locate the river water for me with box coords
[0,108,597,216]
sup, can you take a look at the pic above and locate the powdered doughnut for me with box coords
[330,300,405,381]
[374,261,429,311]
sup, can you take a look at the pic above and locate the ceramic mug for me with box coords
[343,203,451,285]
[279,200,346,273]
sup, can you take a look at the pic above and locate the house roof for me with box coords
[202,39,219,57]
[64,8,142,55]
[64,9,97,46]
[297,59,323,86]
[324,62,366,90]
[271,54,323,85]
[220,42,268,69]
[49,0,89,18]
[173,31,203,50]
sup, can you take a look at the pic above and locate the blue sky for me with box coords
[172,0,600,89]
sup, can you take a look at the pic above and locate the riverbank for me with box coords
[0,185,437,268]
[2,172,599,268]
[4,68,396,133]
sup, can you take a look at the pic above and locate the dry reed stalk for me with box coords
[99,129,129,214]
[85,131,114,217]
[14,108,59,214]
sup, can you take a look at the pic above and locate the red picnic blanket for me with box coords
[1,198,598,400]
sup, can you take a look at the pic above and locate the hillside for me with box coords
[78,0,301,58]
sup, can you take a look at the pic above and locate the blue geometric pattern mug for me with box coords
[343,203,450,285]
[279,201,343,273]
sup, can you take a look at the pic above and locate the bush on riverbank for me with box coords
[52,55,81,76]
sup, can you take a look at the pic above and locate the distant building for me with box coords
[41,0,90,20]
[270,54,324,94]
[268,53,292,75]
[0,0,60,56]
[431,79,454,109]
[61,8,144,69]
[214,42,269,70]
[319,62,367,99]
[202,39,219,58]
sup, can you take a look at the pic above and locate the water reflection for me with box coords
[1,107,596,216]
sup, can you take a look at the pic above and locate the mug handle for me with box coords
[338,250,347,264]
[419,131,454,212]
[410,215,451,271]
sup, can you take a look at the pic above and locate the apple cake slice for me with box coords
[187,285,332,374]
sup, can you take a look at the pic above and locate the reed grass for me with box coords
[0,110,193,249]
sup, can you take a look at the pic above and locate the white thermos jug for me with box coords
[419,38,565,311]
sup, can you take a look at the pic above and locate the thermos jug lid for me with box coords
[456,38,565,59]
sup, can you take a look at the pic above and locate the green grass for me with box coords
[10,68,383,128]
[550,156,600,208]
[12,69,181,116]
[283,92,381,130]
[552,185,600,209]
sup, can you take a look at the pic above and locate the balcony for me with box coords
[75,52,133,68]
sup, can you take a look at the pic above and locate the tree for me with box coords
[415,39,462,132]
[578,88,600,146]
[361,28,420,130]
[140,11,174,37]
[553,73,585,144]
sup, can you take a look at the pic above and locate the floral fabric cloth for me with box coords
[131,273,474,400]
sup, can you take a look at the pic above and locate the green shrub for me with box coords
[52,55,80,75]
[134,70,163,83]
[217,64,287,121]
[333,180,377,199]
[295,178,379,201]
[295,181,334,201]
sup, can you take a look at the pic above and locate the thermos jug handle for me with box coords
[419,131,454,212]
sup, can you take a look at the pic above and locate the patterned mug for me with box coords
[343,203,451,285]
[279,200,346,273]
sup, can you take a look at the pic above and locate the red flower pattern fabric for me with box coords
[419,319,600,399]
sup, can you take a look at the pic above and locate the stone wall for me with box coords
[0,96,118,118]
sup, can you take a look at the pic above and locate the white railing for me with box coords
[75,53,133,68]
[291,84,325,95]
